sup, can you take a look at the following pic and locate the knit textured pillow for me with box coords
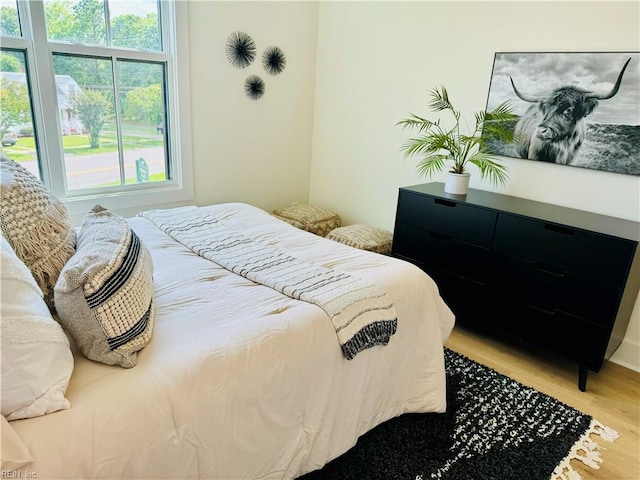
[272,204,341,237]
[54,205,155,368]
[0,155,76,310]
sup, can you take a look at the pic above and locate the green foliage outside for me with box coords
[2,126,163,163]
[0,53,21,72]
[76,172,168,189]
[71,89,112,148]
[1,0,163,149]
[124,84,163,124]
[71,0,106,45]
[0,78,31,131]
[0,5,19,36]
[43,0,160,52]
[45,0,160,88]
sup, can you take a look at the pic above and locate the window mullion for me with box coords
[0,36,26,49]
[48,42,168,63]
[111,57,126,186]
[22,0,68,197]
[162,0,183,187]
[104,0,112,46]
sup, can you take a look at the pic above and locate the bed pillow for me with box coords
[1,236,73,421]
[54,205,155,368]
[0,155,76,310]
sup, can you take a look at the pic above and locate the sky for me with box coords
[14,0,161,19]
[108,0,158,18]
[485,52,640,125]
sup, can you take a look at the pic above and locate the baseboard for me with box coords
[610,337,640,372]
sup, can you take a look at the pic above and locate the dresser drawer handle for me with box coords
[536,263,566,277]
[528,304,556,316]
[430,232,451,242]
[458,275,486,286]
[544,223,575,235]
[434,198,457,208]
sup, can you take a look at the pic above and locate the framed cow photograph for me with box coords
[483,51,640,176]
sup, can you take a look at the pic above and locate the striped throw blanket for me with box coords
[139,207,397,359]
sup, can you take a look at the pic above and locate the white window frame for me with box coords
[2,0,193,223]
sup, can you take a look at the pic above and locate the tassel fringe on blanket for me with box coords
[550,419,619,480]
[139,207,398,359]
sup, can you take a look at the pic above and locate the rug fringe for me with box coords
[550,419,619,480]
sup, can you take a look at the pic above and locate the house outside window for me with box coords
[0,0,193,220]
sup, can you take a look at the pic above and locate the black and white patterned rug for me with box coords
[299,348,618,480]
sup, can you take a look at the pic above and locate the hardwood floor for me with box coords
[445,325,640,480]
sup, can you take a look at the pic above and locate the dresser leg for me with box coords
[578,366,589,392]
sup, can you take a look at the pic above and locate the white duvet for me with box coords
[9,203,455,479]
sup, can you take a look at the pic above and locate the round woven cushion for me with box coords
[326,224,393,254]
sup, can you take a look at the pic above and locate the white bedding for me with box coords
[9,203,455,479]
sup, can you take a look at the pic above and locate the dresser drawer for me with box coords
[396,191,497,247]
[493,254,620,327]
[493,213,634,283]
[522,304,609,371]
[393,223,492,283]
[428,270,496,329]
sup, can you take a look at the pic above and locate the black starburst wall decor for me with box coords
[225,31,256,69]
[244,75,265,100]
[226,31,288,100]
[262,46,286,75]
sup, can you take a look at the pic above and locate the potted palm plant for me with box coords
[397,86,516,194]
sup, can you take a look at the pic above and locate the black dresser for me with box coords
[392,183,640,391]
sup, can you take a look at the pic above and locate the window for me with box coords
[0,0,192,220]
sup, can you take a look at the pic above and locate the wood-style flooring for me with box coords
[445,325,640,480]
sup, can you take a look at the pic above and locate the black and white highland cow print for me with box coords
[484,52,640,176]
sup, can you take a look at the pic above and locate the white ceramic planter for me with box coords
[444,171,471,195]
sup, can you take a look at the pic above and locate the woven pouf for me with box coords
[326,224,393,255]
[272,204,341,237]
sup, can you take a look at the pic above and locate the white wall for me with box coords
[187,1,318,213]
[184,1,639,370]
[309,1,640,370]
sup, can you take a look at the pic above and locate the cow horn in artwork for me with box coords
[509,76,539,103]
[587,57,632,100]
[510,57,632,103]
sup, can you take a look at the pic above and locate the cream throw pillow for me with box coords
[1,236,73,421]
[54,205,155,368]
[0,155,76,309]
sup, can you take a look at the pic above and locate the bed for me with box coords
[1,159,454,479]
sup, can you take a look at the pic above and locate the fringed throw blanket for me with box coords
[139,207,397,359]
